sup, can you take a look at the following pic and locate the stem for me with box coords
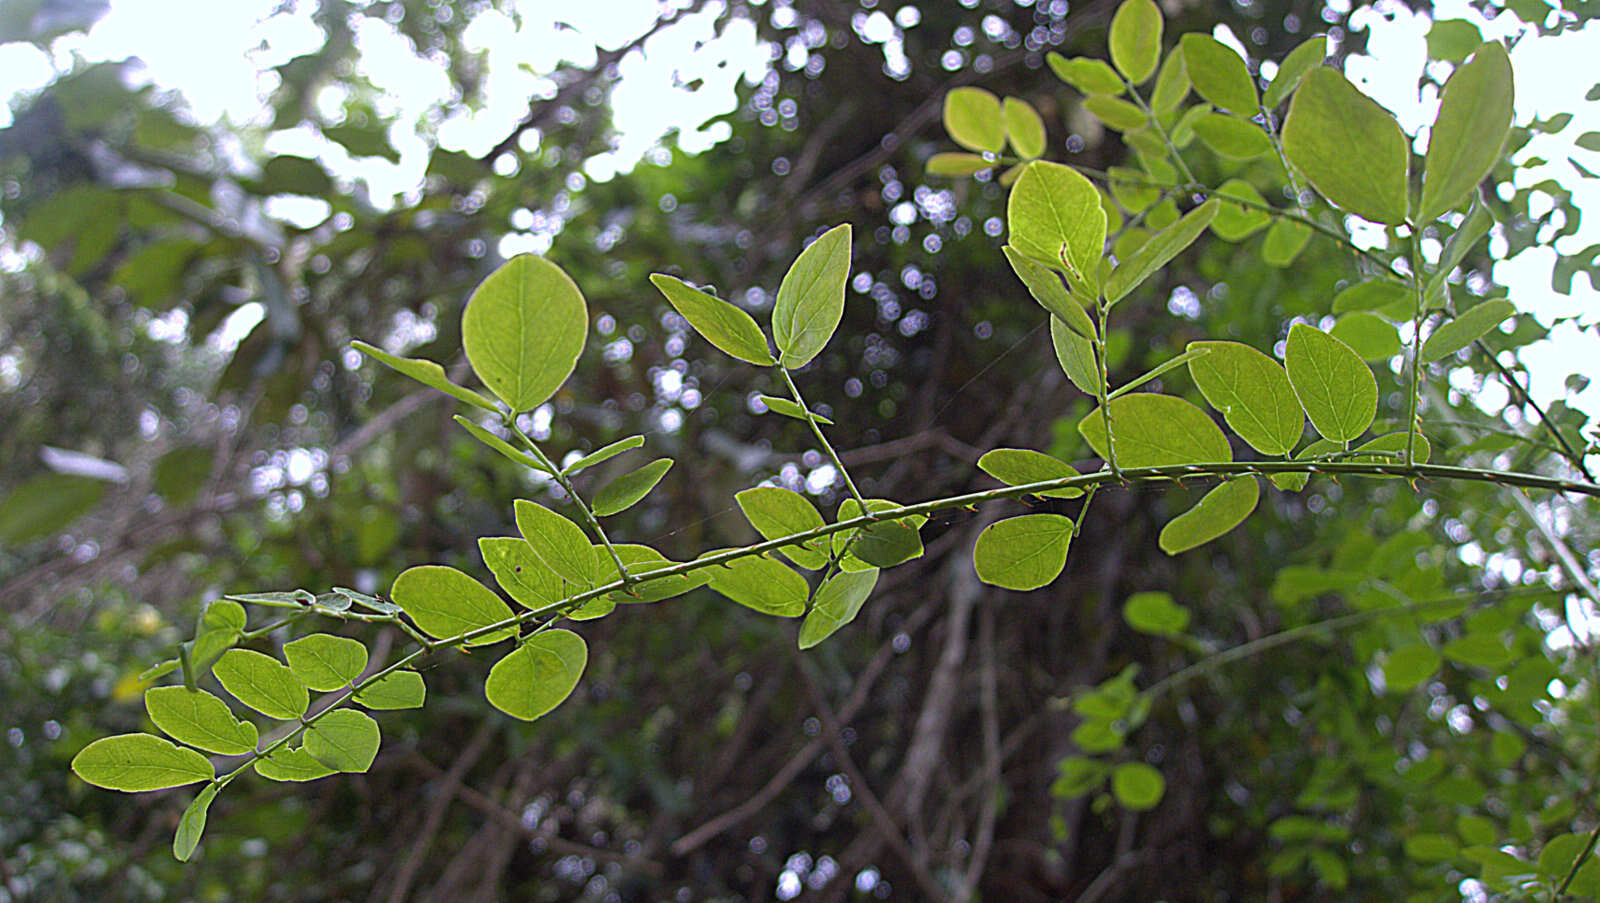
[1477,341,1596,482]
[779,367,872,515]
[1557,820,1600,898]
[501,411,633,585]
[1121,75,1197,186]
[1094,301,1121,479]
[1406,229,1427,467]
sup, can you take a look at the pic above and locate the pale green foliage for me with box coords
[461,254,588,412]
[484,630,588,721]
[973,514,1074,590]
[649,274,776,366]
[1282,68,1410,224]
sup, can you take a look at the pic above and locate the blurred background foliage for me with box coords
[3,0,1599,900]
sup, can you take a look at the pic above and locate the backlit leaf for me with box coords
[390,565,517,646]
[1111,762,1166,810]
[927,152,993,177]
[1150,46,1190,113]
[834,499,927,572]
[973,514,1074,590]
[254,746,335,782]
[351,340,499,412]
[1046,54,1125,95]
[1210,179,1271,241]
[561,436,646,476]
[0,472,108,545]
[1180,34,1257,113]
[479,536,567,610]
[484,629,588,721]
[1123,591,1191,636]
[173,784,217,861]
[1003,96,1047,158]
[1186,341,1302,456]
[1079,393,1232,468]
[1007,161,1107,283]
[1422,299,1517,363]
[513,499,597,588]
[1051,316,1102,396]
[1260,218,1312,267]
[1382,643,1440,691]
[283,634,368,691]
[1419,43,1513,221]
[943,86,1005,152]
[1332,279,1411,315]
[756,395,834,425]
[1004,245,1096,340]
[1104,199,1219,305]
[1331,312,1402,362]
[71,733,213,791]
[1158,476,1260,554]
[1192,113,1272,158]
[1283,67,1410,224]
[355,670,426,710]
[603,544,710,603]
[736,486,830,569]
[592,458,672,517]
[212,649,309,720]
[451,415,550,474]
[798,569,880,649]
[1263,36,1326,108]
[1109,0,1162,84]
[144,686,258,755]
[462,254,586,413]
[772,224,852,369]
[704,552,809,616]
[304,708,380,773]
[1284,323,1377,443]
[1426,19,1483,63]
[649,274,775,366]
[977,448,1084,499]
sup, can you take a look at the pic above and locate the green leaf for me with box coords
[1382,643,1440,691]
[304,708,380,773]
[1084,95,1146,131]
[561,435,646,476]
[1537,833,1587,879]
[1192,113,1272,158]
[1282,67,1410,224]
[703,553,809,616]
[1260,218,1312,267]
[649,274,775,366]
[283,634,368,692]
[212,649,308,720]
[1123,591,1191,636]
[756,395,834,425]
[0,471,108,545]
[254,746,335,782]
[1422,299,1517,363]
[390,565,517,646]
[1158,476,1260,554]
[452,415,552,474]
[1180,34,1257,113]
[943,86,1005,153]
[1047,54,1125,95]
[977,448,1083,499]
[513,499,597,588]
[71,733,214,792]
[973,514,1074,591]
[834,499,926,572]
[144,686,258,755]
[1187,341,1303,456]
[333,587,401,615]
[351,341,499,413]
[1003,245,1096,340]
[1331,313,1402,362]
[173,784,217,861]
[1150,46,1190,113]
[461,254,588,412]
[188,599,247,683]
[1209,179,1271,241]
[1111,762,1166,810]
[1109,0,1162,84]
[736,487,830,569]
[140,659,180,682]
[1007,161,1107,284]
[603,544,710,603]
[926,152,993,177]
[484,629,588,721]
[1419,43,1513,221]
[1426,19,1483,63]
[1263,36,1327,108]
[772,224,852,369]
[1284,323,1377,443]
[1003,96,1048,159]
[355,670,426,710]
[1333,279,1411,314]
[1079,393,1232,468]
[1111,347,1212,400]
[798,569,880,649]
[1053,756,1109,798]
[1404,833,1460,863]
[592,458,672,517]
[1441,632,1512,668]
[1051,316,1102,396]
[223,590,312,609]
[1431,193,1494,287]
[479,536,566,610]
[1104,199,1219,305]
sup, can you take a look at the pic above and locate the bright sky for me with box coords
[0,0,1595,417]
